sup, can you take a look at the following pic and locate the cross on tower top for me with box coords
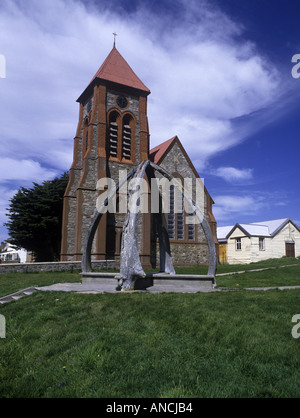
[113,32,117,47]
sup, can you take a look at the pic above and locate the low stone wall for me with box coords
[0,260,116,274]
[170,242,210,265]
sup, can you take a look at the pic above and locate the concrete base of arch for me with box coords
[81,271,215,292]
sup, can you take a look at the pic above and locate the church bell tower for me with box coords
[60,45,151,263]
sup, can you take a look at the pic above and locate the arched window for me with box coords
[108,111,120,158]
[122,114,132,160]
[167,183,184,240]
[167,178,196,242]
[107,110,135,161]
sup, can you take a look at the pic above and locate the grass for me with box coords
[0,257,299,297]
[152,257,300,288]
[0,271,81,298]
[0,257,300,398]
[216,266,300,289]
[1,289,300,398]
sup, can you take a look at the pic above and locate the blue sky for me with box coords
[0,0,300,244]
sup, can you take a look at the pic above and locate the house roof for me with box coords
[251,219,292,235]
[238,223,270,237]
[217,225,234,241]
[77,46,150,102]
[217,218,299,241]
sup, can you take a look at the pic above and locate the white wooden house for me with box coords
[217,218,300,264]
[0,243,29,264]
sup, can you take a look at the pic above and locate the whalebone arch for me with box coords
[81,160,217,290]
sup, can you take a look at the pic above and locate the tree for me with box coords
[5,172,69,262]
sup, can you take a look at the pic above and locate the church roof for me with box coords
[149,135,215,206]
[77,46,150,102]
[150,135,202,180]
[149,137,177,164]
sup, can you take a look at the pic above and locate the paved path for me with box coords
[245,285,300,291]
[0,281,220,305]
[1,278,300,305]
[36,282,220,294]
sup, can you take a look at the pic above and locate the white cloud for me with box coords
[0,0,290,240]
[0,158,57,182]
[212,188,293,225]
[215,195,261,213]
[0,0,284,172]
[213,167,253,183]
[213,194,266,223]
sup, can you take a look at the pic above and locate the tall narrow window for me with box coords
[167,185,187,240]
[108,112,119,157]
[187,213,195,240]
[168,184,175,239]
[236,238,241,250]
[186,199,195,240]
[177,190,184,240]
[122,115,132,160]
[85,131,88,152]
[83,118,89,159]
[259,237,265,251]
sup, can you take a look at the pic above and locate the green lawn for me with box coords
[216,261,300,289]
[1,289,300,398]
[0,271,81,298]
[1,257,299,297]
[0,258,300,398]
[164,257,300,288]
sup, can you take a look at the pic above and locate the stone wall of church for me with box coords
[153,141,210,266]
[170,242,209,266]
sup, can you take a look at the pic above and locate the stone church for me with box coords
[60,45,218,267]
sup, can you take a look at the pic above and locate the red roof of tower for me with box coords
[77,46,150,102]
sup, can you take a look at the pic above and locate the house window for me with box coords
[259,237,265,251]
[236,238,241,250]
